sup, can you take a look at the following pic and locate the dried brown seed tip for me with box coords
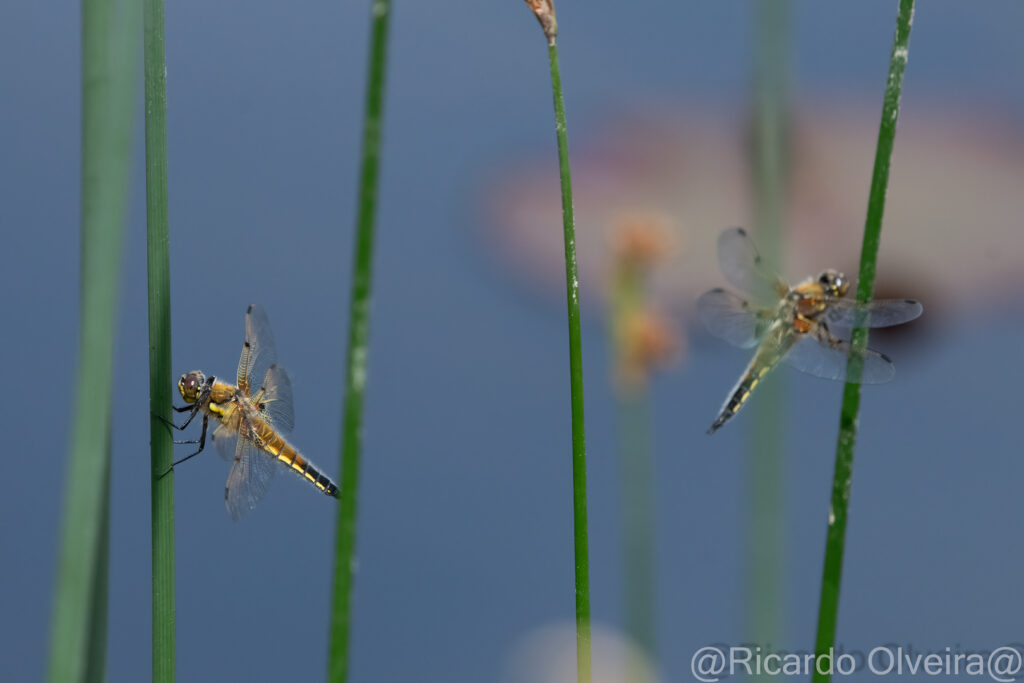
[523,0,557,44]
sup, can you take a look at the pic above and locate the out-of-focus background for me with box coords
[4,1,1024,681]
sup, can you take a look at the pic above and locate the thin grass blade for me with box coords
[812,2,915,680]
[328,1,391,680]
[549,38,592,683]
[143,0,176,678]
[523,2,592,679]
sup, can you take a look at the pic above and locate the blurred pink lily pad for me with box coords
[483,102,1024,323]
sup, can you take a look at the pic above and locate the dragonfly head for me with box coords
[178,371,207,403]
[817,269,849,297]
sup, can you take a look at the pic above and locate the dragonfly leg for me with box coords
[152,413,180,439]
[153,404,201,432]
[816,324,844,350]
[158,414,209,477]
[153,414,177,432]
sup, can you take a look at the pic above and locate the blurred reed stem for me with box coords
[813,1,915,680]
[144,0,176,678]
[84,452,111,682]
[328,1,390,680]
[523,3,592,678]
[618,395,655,656]
[48,0,138,680]
[609,269,657,668]
[747,0,790,656]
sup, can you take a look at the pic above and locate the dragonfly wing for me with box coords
[783,333,895,384]
[236,304,278,397]
[716,227,789,307]
[224,427,278,521]
[211,423,238,462]
[256,363,295,434]
[208,400,241,461]
[696,288,771,349]
[823,298,923,329]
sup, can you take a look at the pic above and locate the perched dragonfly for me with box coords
[698,227,923,435]
[164,304,339,519]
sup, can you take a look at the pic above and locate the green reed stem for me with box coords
[747,0,790,656]
[328,1,390,680]
[547,38,592,683]
[48,0,138,680]
[812,2,914,680]
[144,0,176,678]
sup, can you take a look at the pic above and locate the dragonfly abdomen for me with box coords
[707,359,774,435]
[264,431,340,498]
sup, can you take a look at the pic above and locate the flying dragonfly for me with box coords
[698,227,923,435]
[164,304,340,519]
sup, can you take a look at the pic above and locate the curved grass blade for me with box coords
[47,0,139,680]
[84,452,112,682]
[524,2,592,680]
[812,2,916,681]
[328,1,391,680]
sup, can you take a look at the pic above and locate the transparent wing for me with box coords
[783,332,895,384]
[255,363,295,434]
[716,227,789,307]
[224,428,278,521]
[208,401,242,461]
[211,423,238,462]
[696,288,774,349]
[822,297,923,329]
[236,304,278,398]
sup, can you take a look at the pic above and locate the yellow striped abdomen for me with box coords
[707,332,792,434]
[255,423,340,498]
[707,362,773,434]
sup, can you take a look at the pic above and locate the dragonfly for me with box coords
[698,227,923,435]
[164,304,340,519]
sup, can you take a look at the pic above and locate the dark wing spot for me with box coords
[247,304,254,314]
